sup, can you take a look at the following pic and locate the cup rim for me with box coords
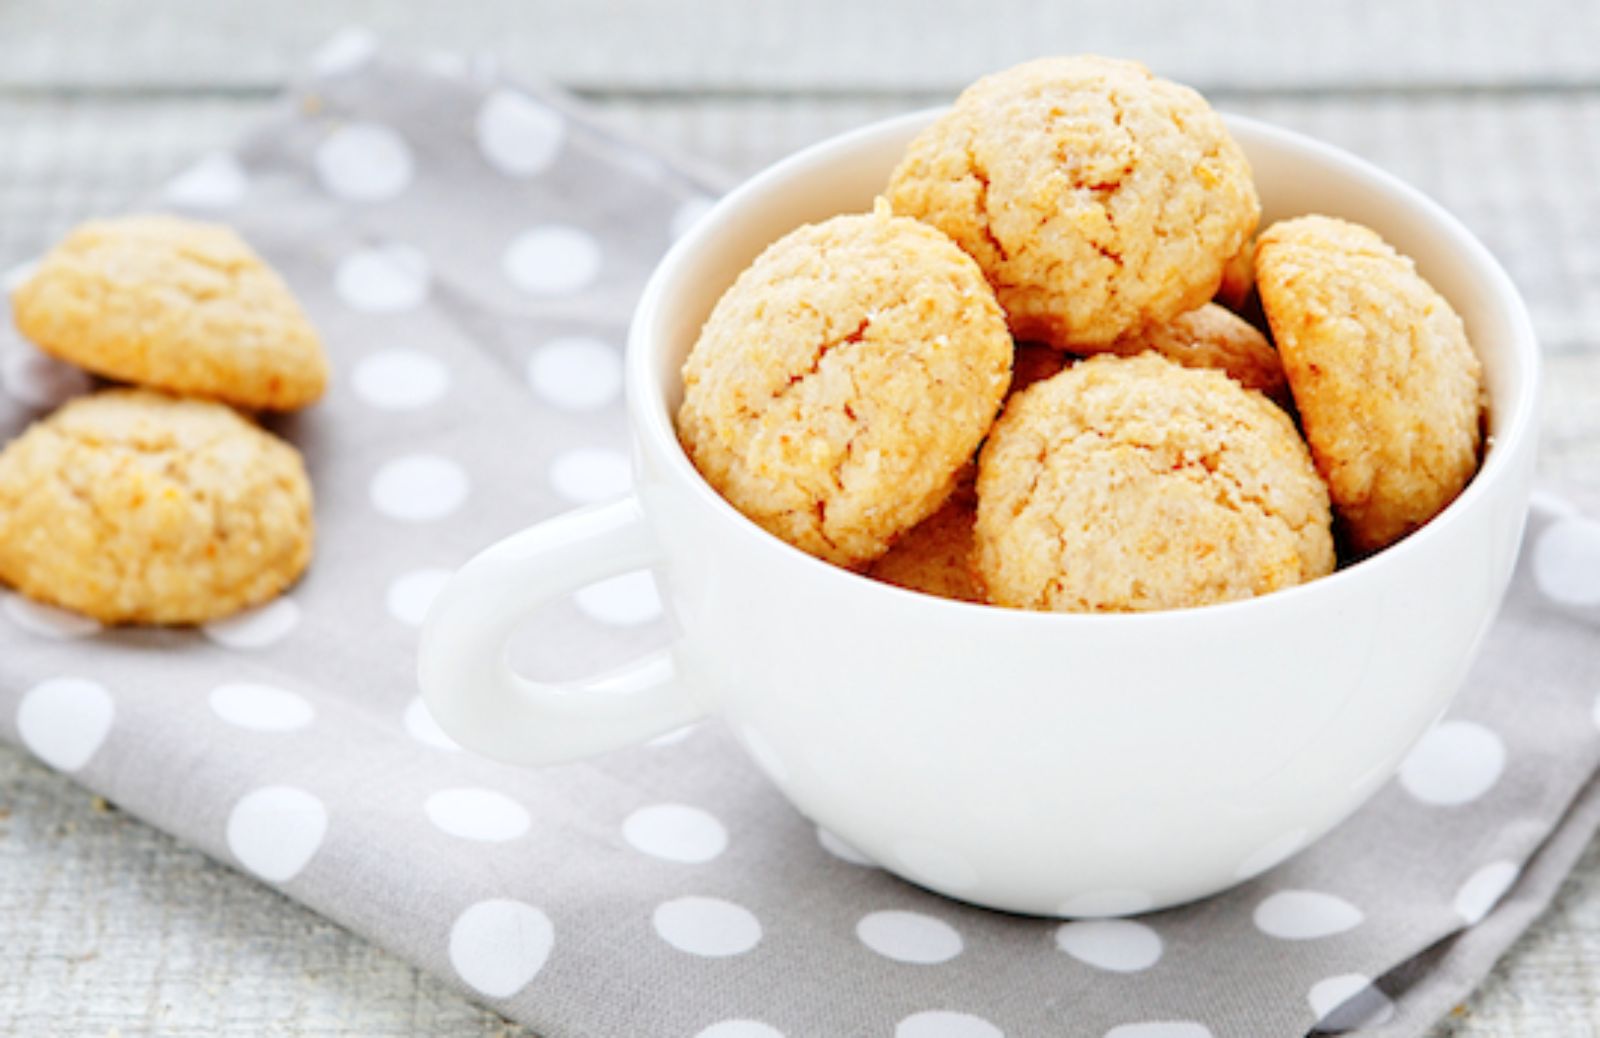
[626,108,1541,626]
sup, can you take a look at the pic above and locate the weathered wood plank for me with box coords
[2,0,1599,95]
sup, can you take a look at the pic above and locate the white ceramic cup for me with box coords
[418,110,1540,917]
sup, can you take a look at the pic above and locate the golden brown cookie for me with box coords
[866,466,980,602]
[0,389,314,624]
[12,215,327,411]
[678,202,1012,567]
[887,55,1259,350]
[1102,303,1288,404]
[975,353,1333,612]
[1255,215,1483,553]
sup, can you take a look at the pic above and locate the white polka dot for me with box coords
[1056,889,1155,918]
[387,567,452,627]
[449,899,554,999]
[1308,974,1395,1031]
[548,446,630,503]
[893,839,978,892]
[351,349,450,410]
[226,786,328,882]
[696,1021,784,1038]
[164,152,249,209]
[652,896,762,957]
[315,122,414,202]
[623,804,727,863]
[311,26,379,76]
[1253,890,1364,940]
[403,696,460,751]
[1105,1024,1213,1038]
[1533,516,1600,606]
[896,1010,1003,1038]
[818,826,875,866]
[1399,720,1506,806]
[1235,828,1309,881]
[477,89,566,178]
[1055,919,1163,972]
[2,592,100,639]
[1454,860,1520,925]
[371,455,469,521]
[209,683,315,732]
[648,723,700,747]
[527,336,622,411]
[3,347,92,409]
[503,225,601,296]
[3,259,39,292]
[424,788,531,843]
[856,910,963,965]
[16,677,114,772]
[335,244,430,312]
[202,598,301,649]
[671,195,717,240]
[573,570,661,626]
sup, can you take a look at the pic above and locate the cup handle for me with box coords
[417,494,704,766]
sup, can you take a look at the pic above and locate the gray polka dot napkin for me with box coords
[4,39,1600,1038]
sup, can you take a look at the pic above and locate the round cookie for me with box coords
[677,202,1012,567]
[0,389,314,624]
[866,465,981,603]
[11,214,327,411]
[887,55,1259,350]
[1102,303,1288,404]
[975,353,1333,613]
[1255,215,1483,553]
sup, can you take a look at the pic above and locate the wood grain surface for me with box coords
[2,2,1598,1034]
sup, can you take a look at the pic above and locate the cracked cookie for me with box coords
[974,352,1333,612]
[12,214,327,411]
[677,202,1012,567]
[1099,302,1288,404]
[886,55,1258,350]
[1255,215,1484,553]
[0,388,314,624]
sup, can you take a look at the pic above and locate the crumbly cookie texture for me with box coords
[886,55,1259,350]
[1255,215,1484,553]
[678,202,1012,567]
[11,214,328,411]
[1101,303,1288,404]
[866,465,981,602]
[975,353,1333,612]
[0,389,314,624]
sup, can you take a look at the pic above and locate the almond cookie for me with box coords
[887,55,1259,350]
[12,215,327,411]
[1255,215,1483,553]
[678,202,1011,567]
[0,389,313,624]
[866,467,980,603]
[975,353,1333,612]
[1102,303,1288,404]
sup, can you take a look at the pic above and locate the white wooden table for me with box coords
[2,2,1599,1033]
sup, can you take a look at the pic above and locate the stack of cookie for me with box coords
[678,56,1484,614]
[0,215,324,625]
